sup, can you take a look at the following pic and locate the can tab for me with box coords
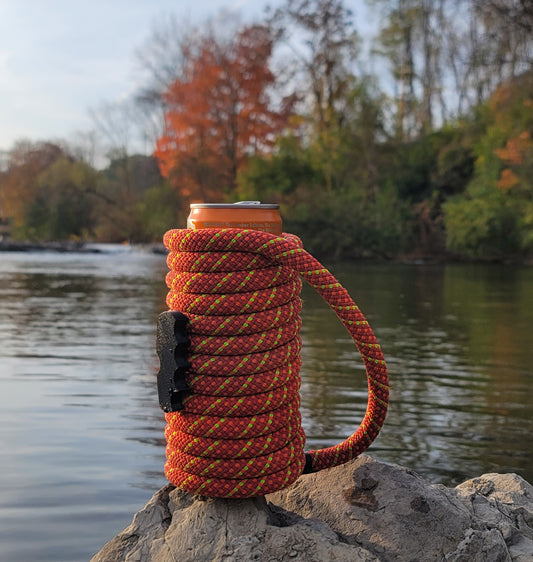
[156,311,191,413]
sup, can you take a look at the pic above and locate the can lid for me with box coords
[190,201,279,209]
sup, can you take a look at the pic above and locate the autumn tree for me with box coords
[0,141,65,231]
[155,24,295,202]
[443,0,532,113]
[268,0,362,190]
[370,0,459,138]
[474,0,533,77]
[371,0,533,136]
[270,0,359,132]
[0,141,102,240]
[444,71,533,259]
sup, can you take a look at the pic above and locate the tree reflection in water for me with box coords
[0,253,531,561]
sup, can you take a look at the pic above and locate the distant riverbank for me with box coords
[1,238,532,266]
[0,240,167,255]
[0,240,94,253]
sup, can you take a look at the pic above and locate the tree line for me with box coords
[1,0,532,261]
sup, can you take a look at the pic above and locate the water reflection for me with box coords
[0,253,531,561]
[298,263,533,486]
[0,251,169,562]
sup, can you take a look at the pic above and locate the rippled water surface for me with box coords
[0,250,532,561]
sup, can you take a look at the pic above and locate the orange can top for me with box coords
[187,202,282,234]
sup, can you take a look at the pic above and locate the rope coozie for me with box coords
[158,228,389,498]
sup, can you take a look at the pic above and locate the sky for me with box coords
[0,0,376,155]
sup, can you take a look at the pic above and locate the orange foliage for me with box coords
[155,25,295,202]
[497,168,520,191]
[488,82,514,114]
[494,131,532,165]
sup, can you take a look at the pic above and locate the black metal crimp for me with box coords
[302,453,315,474]
[156,311,191,413]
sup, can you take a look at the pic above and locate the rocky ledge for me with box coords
[91,455,533,562]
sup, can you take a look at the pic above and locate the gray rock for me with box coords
[91,455,533,562]
[453,472,533,562]
[91,484,376,562]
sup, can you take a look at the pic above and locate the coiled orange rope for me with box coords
[162,228,389,498]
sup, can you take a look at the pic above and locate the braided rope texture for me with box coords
[163,228,389,498]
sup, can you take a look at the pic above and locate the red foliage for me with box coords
[155,25,295,202]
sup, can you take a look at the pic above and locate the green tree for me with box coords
[0,141,64,235]
[444,192,521,259]
[444,72,533,259]
[283,184,412,259]
[26,158,98,240]
[138,181,184,240]
[93,154,164,242]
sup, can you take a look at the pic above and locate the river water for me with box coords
[0,248,532,561]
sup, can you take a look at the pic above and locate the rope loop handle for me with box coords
[162,228,389,497]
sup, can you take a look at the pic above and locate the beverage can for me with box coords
[187,201,282,234]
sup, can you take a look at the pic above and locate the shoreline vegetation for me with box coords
[0,239,168,255]
[1,1,532,265]
[2,238,531,267]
